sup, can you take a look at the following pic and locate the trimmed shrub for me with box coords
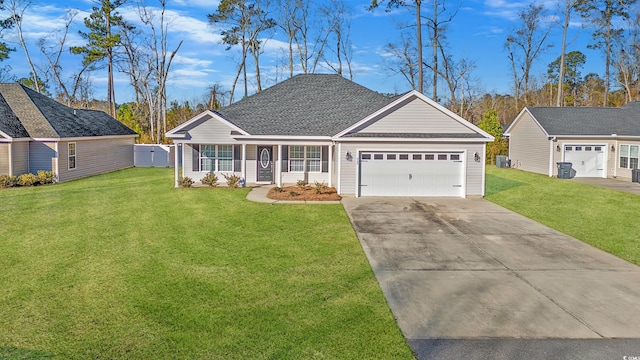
[222,173,242,188]
[179,176,194,188]
[296,179,308,190]
[17,173,38,186]
[36,170,56,185]
[0,175,17,188]
[201,172,219,187]
[312,181,328,194]
[273,186,283,193]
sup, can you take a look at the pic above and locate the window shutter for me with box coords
[233,145,241,172]
[192,144,200,172]
[321,145,329,173]
[282,145,289,172]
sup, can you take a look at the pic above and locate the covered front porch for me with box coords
[173,141,334,188]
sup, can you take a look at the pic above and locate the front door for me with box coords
[257,146,274,182]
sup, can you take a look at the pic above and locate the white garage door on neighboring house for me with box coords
[563,145,605,178]
[358,151,465,197]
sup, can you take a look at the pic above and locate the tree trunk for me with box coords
[557,1,571,107]
[432,0,437,100]
[416,0,423,93]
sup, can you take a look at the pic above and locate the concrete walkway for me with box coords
[245,185,341,204]
[570,177,640,195]
[342,197,640,359]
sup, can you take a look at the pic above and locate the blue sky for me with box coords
[0,0,605,105]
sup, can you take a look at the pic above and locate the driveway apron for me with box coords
[341,198,640,357]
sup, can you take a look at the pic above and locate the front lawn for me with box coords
[0,168,413,359]
[486,167,640,266]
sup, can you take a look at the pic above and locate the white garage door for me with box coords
[358,152,465,197]
[563,145,605,178]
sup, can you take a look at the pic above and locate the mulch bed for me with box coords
[267,186,342,201]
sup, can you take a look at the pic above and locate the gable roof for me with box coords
[0,83,136,139]
[507,102,640,136]
[215,74,397,136]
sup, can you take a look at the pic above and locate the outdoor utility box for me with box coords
[496,155,509,168]
[632,168,640,183]
[557,162,574,179]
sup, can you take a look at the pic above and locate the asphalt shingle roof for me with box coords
[0,83,136,139]
[0,92,29,138]
[526,102,640,136]
[216,74,397,136]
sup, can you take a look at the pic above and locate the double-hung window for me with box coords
[290,145,305,172]
[199,145,234,172]
[289,145,321,172]
[306,146,321,172]
[218,145,233,171]
[200,145,216,172]
[619,144,639,169]
[68,143,76,170]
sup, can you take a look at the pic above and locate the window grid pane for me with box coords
[290,159,304,172]
[306,146,321,159]
[307,159,321,172]
[290,146,304,159]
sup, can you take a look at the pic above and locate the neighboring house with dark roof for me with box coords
[0,83,137,182]
[504,102,640,179]
[167,74,494,197]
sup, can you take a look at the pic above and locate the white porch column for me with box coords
[277,144,282,187]
[174,143,180,188]
[8,142,13,176]
[241,143,247,182]
[328,144,333,187]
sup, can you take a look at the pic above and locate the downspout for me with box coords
[241,143,247,184]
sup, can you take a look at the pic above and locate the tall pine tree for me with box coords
[71,0,129,116]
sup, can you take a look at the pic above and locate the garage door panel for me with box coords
[563,145,605,178]
[359,152,464,197]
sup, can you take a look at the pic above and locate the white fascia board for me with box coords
[334,137,492,143]
[333,90,494,140]
[165,110,250,137]
[0,136,31,142]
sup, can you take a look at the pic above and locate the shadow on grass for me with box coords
[485,173,527,197]
[0,346,55,359]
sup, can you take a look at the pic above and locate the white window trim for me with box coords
[619,144,639,170]
[199,144,234,173]
[68,142,76,170]
[288,145,321,173]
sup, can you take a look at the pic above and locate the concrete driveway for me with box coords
[341,198,640,358]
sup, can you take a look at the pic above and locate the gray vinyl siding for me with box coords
[0,143,8,175]
[29,141,56,172]
[182,114,239,144]
[337,141,486,196]
[57,137,134,182]
[508,112,551,175]
[354,97,474,134]
[11,141,29,175]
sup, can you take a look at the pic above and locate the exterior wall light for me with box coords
[556,145,561,152]
[346,151,353,162]
[474,152,481,162]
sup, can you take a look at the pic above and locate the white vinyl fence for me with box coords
[134,144,175,167]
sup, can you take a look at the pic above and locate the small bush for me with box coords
[0,175,17,188]
[312,181,328,194]
[201,172,219,187]
[289,191,299,197]
[273,186,283,193]
[179,176,194,188]
[296,179,308,190]
[17,173,38,187]
[36,170,56,185]
[222,173,242,188]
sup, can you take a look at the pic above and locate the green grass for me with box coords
[486,167,640,266]
[0,168,413,359]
